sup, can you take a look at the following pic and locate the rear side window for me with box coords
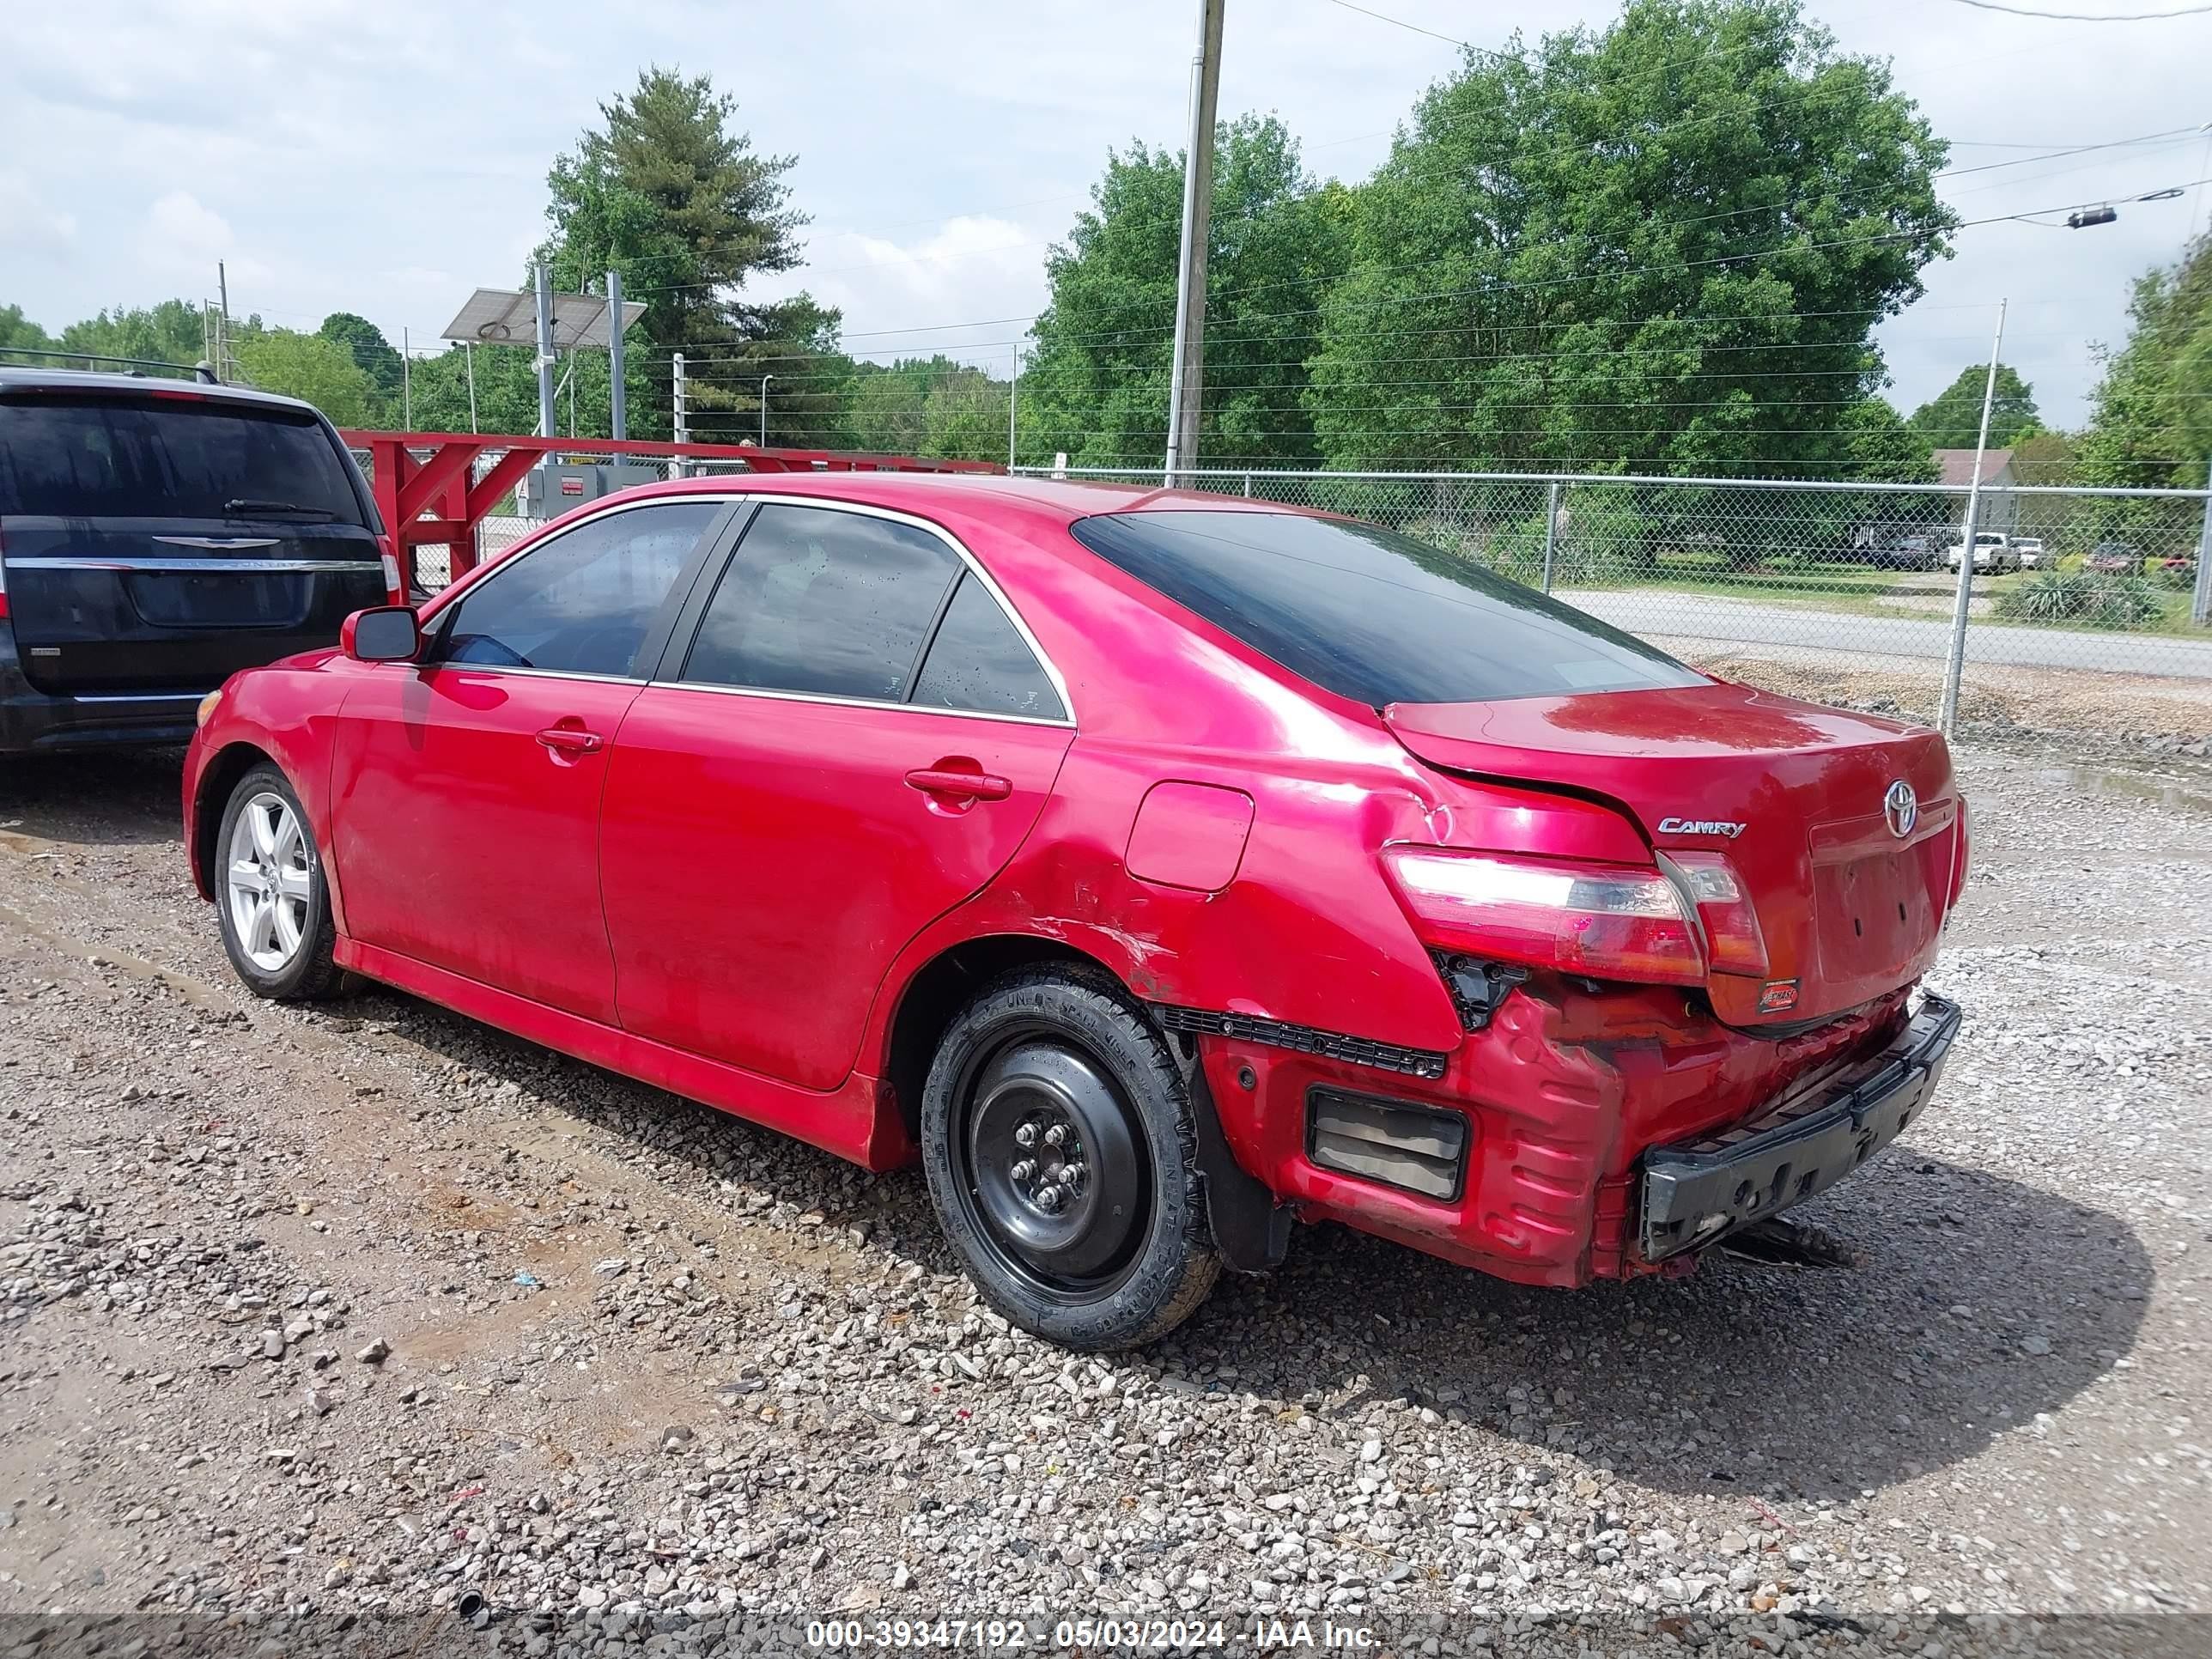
[1069,510,1704,706]
[682,504,960,702]
[911,573,1065,720]
[436,501,719,678]
[0,395,365,523]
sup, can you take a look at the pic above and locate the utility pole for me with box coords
[401,327,412,428]
[759,374,774,447]
[1008,343,1021,470]
[463,342,478,434]
[533,262,556,441]
[607,269,627,456]
[1162,0,1224,488]
[1939,300,2008,736]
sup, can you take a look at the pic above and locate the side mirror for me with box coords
[342,605,421,663]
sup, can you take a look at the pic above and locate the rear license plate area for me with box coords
[1814,852,1929,979]
[127,571,305,629]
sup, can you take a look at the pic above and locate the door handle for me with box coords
[536,726,604,755]
[904,765,1012,802]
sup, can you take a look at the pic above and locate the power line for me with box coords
[1318,0,1468,50]
[1942,0,2212,17]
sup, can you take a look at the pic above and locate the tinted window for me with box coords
[912,573,1065,720]
[682,505,959,702]
[1069,510,1705,706]
[0,395,365,523]
[437,501,718,677]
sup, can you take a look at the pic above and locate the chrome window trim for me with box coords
[416,494,746,684]
[4,556,381,574]
[663,493,1078,726]
[649,676,1075,729]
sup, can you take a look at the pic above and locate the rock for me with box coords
[355,1338,390,1364]
[260,1329,285,1359]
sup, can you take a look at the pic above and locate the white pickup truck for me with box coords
[1944,532,2021,573]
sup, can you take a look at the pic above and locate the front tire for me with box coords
[215,763,344,1001]
[920,967,1220,1351]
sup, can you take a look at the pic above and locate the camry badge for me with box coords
[1884,780,1918,839]
[1655,817,1746,838]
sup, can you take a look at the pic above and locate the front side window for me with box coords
[681,504,960,702]
[1069,509,1705,707]
[435,501,720,678]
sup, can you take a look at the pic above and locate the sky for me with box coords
[3,0,2209,434]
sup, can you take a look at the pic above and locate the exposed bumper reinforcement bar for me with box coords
[1639,994,1961,1264]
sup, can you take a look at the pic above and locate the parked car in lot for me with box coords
[183,476,1966,1349]
[2010,536,2047,569]
[0,369,394,753]
[2087,541,2142,574]
[1943,531,2018,573]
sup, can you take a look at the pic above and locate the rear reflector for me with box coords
[1382,846,1705,987]
[1306,1088,1468,1200]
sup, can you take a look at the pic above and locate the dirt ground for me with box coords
[0,743,2207,1656]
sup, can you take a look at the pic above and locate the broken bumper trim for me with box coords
[1638,993,1961,1263]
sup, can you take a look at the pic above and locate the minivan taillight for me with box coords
[379,537,404,607]
[1948,795,1971,910]
[1381,847,1705,987]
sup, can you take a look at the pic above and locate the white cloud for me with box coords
[0,170,79,258]
[770,216,1044,364]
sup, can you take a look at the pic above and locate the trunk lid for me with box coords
[0,388,384,694]
[1384,681,1960,1025]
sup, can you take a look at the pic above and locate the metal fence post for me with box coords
[2193,453,2212,628]
[1243,472,1253,498]
[1939,301,2008,736]
[1540,478,1561,593]
[671,353,688,481]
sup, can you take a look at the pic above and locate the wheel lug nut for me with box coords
[1060,1161,1085,1191]
[1009,1158,1035,1182]
[1013,1122,1037,1148]
[1036,1185,1064,1213]
[1042,1123,1066,1147]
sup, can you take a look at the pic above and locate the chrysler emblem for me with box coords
[1884,779,1918,839]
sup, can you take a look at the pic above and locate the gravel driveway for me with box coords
[0,746,2206,1656]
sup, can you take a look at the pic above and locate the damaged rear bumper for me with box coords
[1638,993,1961,1263]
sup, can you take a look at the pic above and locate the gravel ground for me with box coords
[0,744,2207,1657]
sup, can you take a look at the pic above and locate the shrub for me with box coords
[1994,569,2166,629]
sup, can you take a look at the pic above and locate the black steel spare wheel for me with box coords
[919,966,1221,1350]
[961,1036,1149,1294]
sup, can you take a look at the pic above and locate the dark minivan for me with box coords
[0,370,392,752]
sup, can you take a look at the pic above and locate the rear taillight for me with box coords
[1948,795,1971,909]
[379,538,404,606]
[1662,851,1770,977]
[1382,847,1705,987]
[0,526,9,622]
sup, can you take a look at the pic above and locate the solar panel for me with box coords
[440,288,645,349]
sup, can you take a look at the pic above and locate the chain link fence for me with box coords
[1023,467,2212,764]
[344,442,2212,764]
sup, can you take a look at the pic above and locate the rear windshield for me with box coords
[0,394,366,523]
[1068,509,1705,706]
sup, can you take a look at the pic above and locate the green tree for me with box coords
[58,300,207,373]
[1021,114,1353,468]
[317,313,404,418]
[234,330,379,425]
[1907,364,2039,453]
[1309,0,1953,477]
[2078,233,2212,489]
[0,304,54,361]
[540,67,836,444]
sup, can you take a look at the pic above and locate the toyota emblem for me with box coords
[1884,779,1918,839]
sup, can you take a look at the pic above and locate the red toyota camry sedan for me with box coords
[183,475,1964,1350]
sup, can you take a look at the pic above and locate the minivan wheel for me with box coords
[920,967,1220,1351]
[216,763,345,1001]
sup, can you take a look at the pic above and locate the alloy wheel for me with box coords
[225,791,313,973]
